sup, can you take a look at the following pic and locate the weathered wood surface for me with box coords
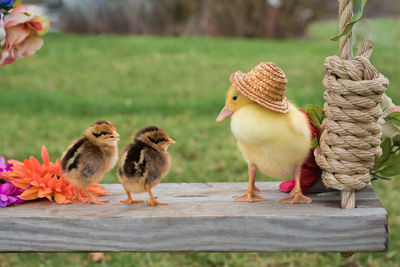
[0,182,387,252]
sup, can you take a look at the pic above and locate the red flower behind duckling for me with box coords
[279,109,322,193]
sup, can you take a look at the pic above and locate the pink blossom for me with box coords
[0,14,5,46]
[279,179,295,193]
[0,5,51,66]
[381,93,400,142]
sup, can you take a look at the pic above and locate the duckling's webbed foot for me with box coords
[234,191,267,202]
[278,192,311,204]
[234,163,267,202]
[278,165,312,204]
[121,199,144,204]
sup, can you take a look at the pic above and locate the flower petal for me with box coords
[5,24,30,45]
[11,4,43,16]
[88,184,109,196]
[279,179,295,193]
[41,146,49,166]
[54,192,66,204]
[0,183,10,194]
[19,34,43,57]
[19,187,39,198]
[31,15,51,36]
[19,191,39,200]
[0,194,8,201]
[0,157,5,170]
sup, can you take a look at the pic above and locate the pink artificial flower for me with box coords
[0,5,52,66]
[0,14,5,46]
[279,179,295,193]
[381,93,400,143]
[0,156,24,207]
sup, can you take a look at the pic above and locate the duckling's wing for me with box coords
[286,108,311,137]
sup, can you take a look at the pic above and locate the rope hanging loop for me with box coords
[315,40,389,204]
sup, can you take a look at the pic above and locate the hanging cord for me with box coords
[315,0,388,209]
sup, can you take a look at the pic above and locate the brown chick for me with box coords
[118,126,175,206]
[61,120,120,205]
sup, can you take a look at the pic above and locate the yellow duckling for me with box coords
[216,62,312,204]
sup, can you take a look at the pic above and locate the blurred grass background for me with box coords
[0,18,399,266]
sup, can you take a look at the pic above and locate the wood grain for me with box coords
[0,182,388,252]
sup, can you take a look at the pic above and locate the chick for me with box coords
[61,120,120,204]
[216,62,312,204]
[118,126,175,206]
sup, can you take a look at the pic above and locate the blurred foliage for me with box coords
[58,0,336,38]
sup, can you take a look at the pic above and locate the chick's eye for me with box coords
[100,131,108,136]
[158,138,167,143]
[233,96,238,101]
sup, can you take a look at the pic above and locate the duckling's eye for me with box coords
[233,96,238,101]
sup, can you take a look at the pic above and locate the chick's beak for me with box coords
[216,105,233,122]
[167,138,176,145]
[111,132,120,141]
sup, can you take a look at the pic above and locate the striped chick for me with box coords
[118,126,175,206]
[61,120,119,204]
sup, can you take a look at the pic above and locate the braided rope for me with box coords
[315,0,388,209]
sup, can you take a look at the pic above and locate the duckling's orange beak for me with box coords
[216,105,233,122]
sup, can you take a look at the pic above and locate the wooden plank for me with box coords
[0,182,387,252]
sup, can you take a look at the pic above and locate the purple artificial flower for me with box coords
[0,182,24,207]
[0,156,13,172]
[0,156,24,207]
[0,0,15,8]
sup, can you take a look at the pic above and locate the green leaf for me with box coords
[374,138,392,170]
[384,111,400,127]
[13,0,22,8]
[305,104,325,127]
[311,137,319,149]
[379,152,400,177]
[331,0,368,41]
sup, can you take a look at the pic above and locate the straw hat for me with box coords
[230,62,290,113]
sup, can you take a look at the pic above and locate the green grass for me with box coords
[1,18,400,266]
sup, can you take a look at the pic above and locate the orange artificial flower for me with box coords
[3,146,108,204]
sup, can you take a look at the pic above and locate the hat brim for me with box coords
[230,72,290,114]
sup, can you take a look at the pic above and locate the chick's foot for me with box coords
[146,199,169,206]
[278,192,312,204]
[88,195,109,205]
[73,195,88,203]
[234,191,267,202]
[89,199,109,205]
[120,199,144,204]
